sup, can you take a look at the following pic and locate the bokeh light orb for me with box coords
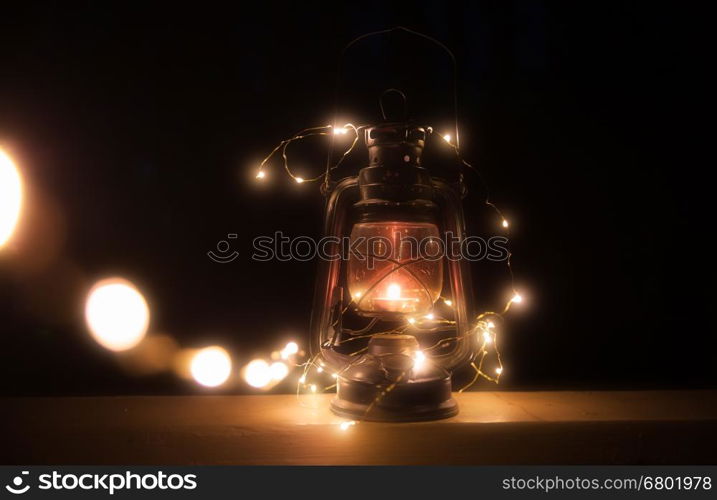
[190,346,232,387]
[280,340,299,359]
[0,149,23,248]
[269,361,289,381]
[244,359,272,388]
[84,278,150,351]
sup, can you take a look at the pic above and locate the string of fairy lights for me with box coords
[1,118,523,430]
[253,123,524,424]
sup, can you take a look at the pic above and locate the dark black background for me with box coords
[0,1,713,395]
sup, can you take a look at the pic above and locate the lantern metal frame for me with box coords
[309,123,479,421]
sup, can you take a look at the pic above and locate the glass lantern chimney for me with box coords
[348,221,442,315]
[347,123,442,317]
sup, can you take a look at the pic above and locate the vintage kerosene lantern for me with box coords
[310,112,480,421]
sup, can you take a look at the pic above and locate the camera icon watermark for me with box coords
[207,233,240,263]
[5,471,30,495]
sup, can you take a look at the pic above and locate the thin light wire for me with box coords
[257,125,518,402]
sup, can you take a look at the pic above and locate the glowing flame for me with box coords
[190,346,232,387]
[386,283,401,300]
[0,149,23,248]
[244,359,272,388]
[85,278,150,351]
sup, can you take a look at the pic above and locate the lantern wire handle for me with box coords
[379,88,408,121]
[324,26,461,193]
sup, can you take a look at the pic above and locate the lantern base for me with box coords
[330,388,458,422]
[329,334,459,422]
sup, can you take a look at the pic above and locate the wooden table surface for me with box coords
[2,390,716,465]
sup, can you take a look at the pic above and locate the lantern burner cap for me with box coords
[365,122,427,148]
[357,122,435,205]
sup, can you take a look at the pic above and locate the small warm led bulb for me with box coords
[407,317,416,325]
[256,170,266,179]
[413,350,427,370]
[502,219,509,228]
[310,384,317,393]
[340,421,356,431]
[512,293,523,304]
[442,133,451,143]
[299,375,307,384]
[487,321,495,329]
[483,331,492,344]
[332,373,338,379]
[317,366,323,373]
[333,127,348,135]
[443,299,453,307]
[295,177,305,184]
[425,313,435,320]
[495,367,503,375]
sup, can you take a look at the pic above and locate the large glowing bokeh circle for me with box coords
[85,278,150,351]
[190,346,232,387]
[0,149,23,248]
